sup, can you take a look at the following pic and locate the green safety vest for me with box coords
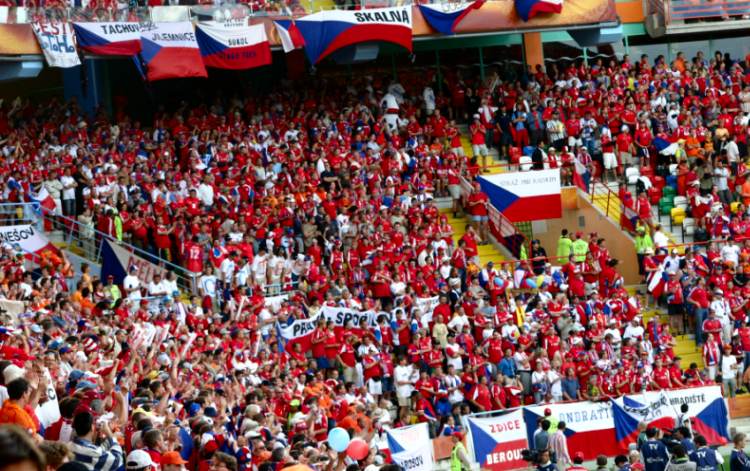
[572,239,588,262]
[451,441,468,471]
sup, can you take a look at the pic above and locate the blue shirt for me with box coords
[561,378,580,400]
[641,439,669,471]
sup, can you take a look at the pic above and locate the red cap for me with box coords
[574,452,585,461]
[452,431,464,440]
[544,408,552,415]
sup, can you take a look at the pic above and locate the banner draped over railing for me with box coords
[461,385,728,465]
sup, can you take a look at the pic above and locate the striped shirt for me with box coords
[70,437,124,471]
[548,430,570,468]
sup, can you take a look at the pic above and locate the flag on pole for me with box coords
[274,20,305,53]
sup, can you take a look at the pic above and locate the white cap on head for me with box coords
[126,450,154,470]
[3,365,24,385]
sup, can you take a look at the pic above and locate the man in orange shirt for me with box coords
[0,376,38,437]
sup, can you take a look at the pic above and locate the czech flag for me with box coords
[467,410,528,470]
[477,168,562,222]
[612,388,729,448]
[29,187,57,214]
[275,6,413,64]
[418,0,485,35]
[140,22,207,81]
[274,20,306,53]
[647,265,668,298]
[196,22,271,70]
[515,0,563,21]
[72,22,141,56]
[523,403,620,461]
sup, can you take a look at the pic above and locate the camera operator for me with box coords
[642,428,670,471]
[688,435,723,471]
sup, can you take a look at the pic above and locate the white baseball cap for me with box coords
[126,450,154,470]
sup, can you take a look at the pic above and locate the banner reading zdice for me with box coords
[467,409,527,470]
[478,168,561,222]
[386,422,434,471]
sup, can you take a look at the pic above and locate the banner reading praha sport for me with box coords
[467,409,528,470]
[274,6,412,64]
[386,422,434,471]
[521,385,729,460]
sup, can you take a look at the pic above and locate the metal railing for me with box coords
[588,179,623,224]
[40,210,200,295]
[0,0,466,23]
[667,0,750,22]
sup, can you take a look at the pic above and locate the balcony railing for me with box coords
[667,0,750,22]
[0,0,447,23]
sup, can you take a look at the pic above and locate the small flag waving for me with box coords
[274,20,305,53]
[515,0,563,21]
[196,22,271,70]
[418,0,485,35]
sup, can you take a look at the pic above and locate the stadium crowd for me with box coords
[3,47,750,471]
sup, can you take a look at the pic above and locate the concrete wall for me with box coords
[531,191,640,285]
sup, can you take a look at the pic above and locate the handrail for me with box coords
[667,0,750,22]
[459,175,526,258]
[588,179,623,224]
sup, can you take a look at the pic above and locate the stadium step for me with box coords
[625,285,703,367]
[441,208,506,268]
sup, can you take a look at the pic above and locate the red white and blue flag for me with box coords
[612,387,729,447]
[72,22,142,56]
[478,168,561,222]
[515,0,563,21]
[195,21,271,70]
[385,423,434,471]
[140,22,207,81]
[418,0,485,35]
[29,187,57,214]
[274,7,412,64]
[274,20,306,53]
[647,264,668,298]
[523,401,619,461]
[467,410,528,470]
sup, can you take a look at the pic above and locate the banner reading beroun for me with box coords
[32,22,81,68]
[477,168,561,222]
[386,422,434,471]
[467,409,527,470]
